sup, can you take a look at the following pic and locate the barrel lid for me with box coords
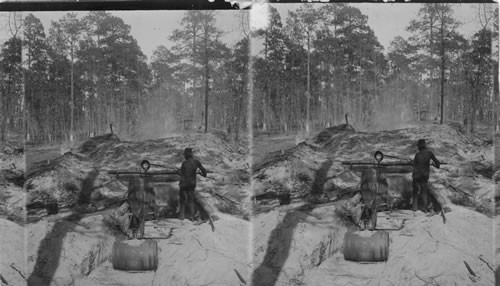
[353,230,389,237]
[121,239,145,246]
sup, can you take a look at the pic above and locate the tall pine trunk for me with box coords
[306,31,311,134]
[204,30,209,133]
[70,52,74,142]
[439,20,445,124]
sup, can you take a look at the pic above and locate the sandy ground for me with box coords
[302,206,494,286]
[75,213,250,286]
[0,218,27,286]
[251,204,494,286]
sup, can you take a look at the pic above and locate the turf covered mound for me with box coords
[25,131,250,219]
[252,122,493,215]
[0,136,25,223]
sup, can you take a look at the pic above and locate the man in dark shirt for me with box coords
[412,139,440,212]
[178,148,207,220]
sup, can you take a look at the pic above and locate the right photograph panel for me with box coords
[250,3,497,285]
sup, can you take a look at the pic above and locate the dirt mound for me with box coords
[0,184,25,223]
[252,142,335,212]
[0,137,26,222]
[76,131,248,171]
[26,132,249,217]
[314,124,355,143]
[26,152,100,211]
[316,123,490,161]
[78,133,120,154]
[253,123,493,216]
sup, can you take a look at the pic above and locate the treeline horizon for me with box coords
[252,3,499,133]
[0,5,499,146]
[0,10,249,144]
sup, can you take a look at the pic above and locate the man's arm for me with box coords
[177,162,184,176]
[197,161,207,177]
[430,152,440,168]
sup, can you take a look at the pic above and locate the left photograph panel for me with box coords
[23,10,251,286]
[0,11,26,286]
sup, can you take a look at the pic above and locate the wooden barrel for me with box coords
[112,239,158,271]
[343,231,389,262]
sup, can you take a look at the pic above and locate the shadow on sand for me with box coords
[251,160,333,286]
[27,170,99,286]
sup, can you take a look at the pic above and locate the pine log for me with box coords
[348,166,414,174]
[112,174,180,183]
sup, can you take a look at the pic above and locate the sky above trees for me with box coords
[12,11,250,141]
[271,3,495,54]
[0,4,494,60]
[30,11,244,61]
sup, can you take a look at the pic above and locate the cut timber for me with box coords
[108,170,179,176]
[343,231,389,262]
[112,174,180,183]
[348,166,414,174]
[342,161,413,167]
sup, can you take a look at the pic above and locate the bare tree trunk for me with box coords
[306,31,311,134]
[70,51,74,142]
[470,86,477,134]
[439,21,445,125]
[204,35,209,133]
[0,73,11,142]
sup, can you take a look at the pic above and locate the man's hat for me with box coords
[417,139,426,147]
[183,148,193,155]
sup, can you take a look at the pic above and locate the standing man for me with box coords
[412,139,440,212]
[178,148,207,220]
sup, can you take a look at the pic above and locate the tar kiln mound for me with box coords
[0,136,25,223]
[251,122,494,286]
